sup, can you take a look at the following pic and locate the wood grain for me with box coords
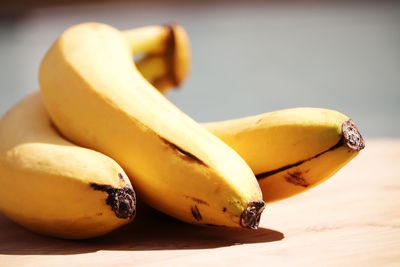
[0,138,399,266]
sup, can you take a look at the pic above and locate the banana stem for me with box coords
[136,55,167,82]
[136,53,177,93]
[136,55,173,93]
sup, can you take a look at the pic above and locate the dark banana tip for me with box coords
[240,201,266,230]
[342,119,365,151]
[90,183,136,219]
[162,23,178,87]
[110,187,136,219]
[164,22,190,87]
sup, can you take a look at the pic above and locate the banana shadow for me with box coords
[0,204,284,256]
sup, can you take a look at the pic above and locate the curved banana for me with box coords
[125,23,191,92]
[136,54,365,203]
[39,23,265,229]
[0,92,136,239]
[204,108,364,202]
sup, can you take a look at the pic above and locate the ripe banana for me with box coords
[124,23,191,92]
[39,23,265,229]
[204,108,364,202]
[0,92,136,239]
[136,54,365,202]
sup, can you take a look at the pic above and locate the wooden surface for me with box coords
[0,138,399,266]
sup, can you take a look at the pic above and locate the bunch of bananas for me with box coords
[0,23,364,239]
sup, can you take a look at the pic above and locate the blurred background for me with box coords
[1,0,399,137]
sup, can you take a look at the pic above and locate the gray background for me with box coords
[1,1,399,137]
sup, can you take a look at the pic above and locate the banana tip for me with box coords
[240,201,266,230]
[90,183,136,219]
[342,119,365,151]
[165,22,190,87]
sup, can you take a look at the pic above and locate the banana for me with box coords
[0,92,136,239]
[39,23,265,229]
[136,54,365,203]
[204,108,364,202]
[125,23,191,92]
[0,23,186,239]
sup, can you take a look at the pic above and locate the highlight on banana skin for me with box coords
[0,22,364,240]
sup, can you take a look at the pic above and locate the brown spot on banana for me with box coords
[90,183,136,219]
[159,136,207,166]
[285,171,309,187]
[118,173,126,182]
[256,118,365,180]
[191,205,202,221]
[184,196,209,206]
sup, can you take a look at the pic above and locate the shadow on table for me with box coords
[0,203,284,255]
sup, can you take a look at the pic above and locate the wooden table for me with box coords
[1,139,399,266]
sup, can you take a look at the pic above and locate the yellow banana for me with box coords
[125,23,191,92]
[136,54,365,203]
[204,108,364,202]
[0,23,186,239]
[0,92,136,239]
[39,23,265,229]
